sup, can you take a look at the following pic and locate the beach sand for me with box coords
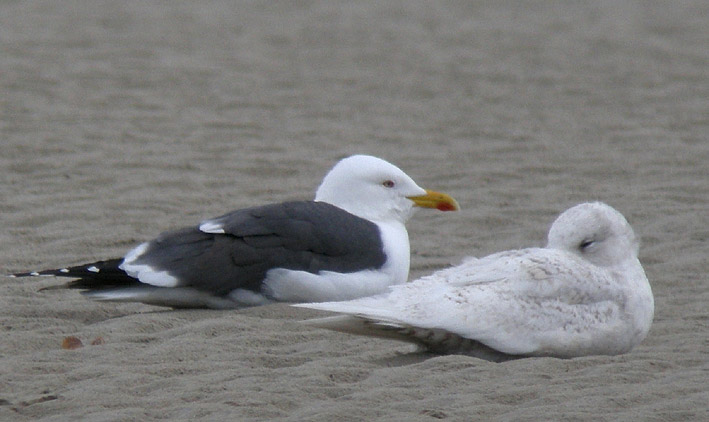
[1,1,707,420]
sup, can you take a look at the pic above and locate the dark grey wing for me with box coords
[128,201,387,296]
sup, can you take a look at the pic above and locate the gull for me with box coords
[296,202,654,361]
[10,155,459,309]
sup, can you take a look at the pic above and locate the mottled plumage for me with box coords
[297,202,654,360]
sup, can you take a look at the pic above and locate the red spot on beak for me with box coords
[437,202,458,212]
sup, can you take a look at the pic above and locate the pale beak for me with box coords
[408,189,460,212]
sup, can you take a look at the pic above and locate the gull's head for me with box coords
[547,202,639,267]
[315,155,459,222]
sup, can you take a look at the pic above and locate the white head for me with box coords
[315,155,458,222]
[546,202,639,267]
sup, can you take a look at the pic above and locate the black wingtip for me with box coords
[8,258,132,281]
[10,258,147,291]
[7,269,57,278]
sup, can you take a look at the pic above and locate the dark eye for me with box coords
[579,239,595,251]
[382,180,395,188]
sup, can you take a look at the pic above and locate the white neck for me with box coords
[375,220,411,285]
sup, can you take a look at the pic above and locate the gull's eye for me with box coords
[382,180,395,188]
[579,239,595,251]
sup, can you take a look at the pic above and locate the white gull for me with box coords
[296,202,654,361]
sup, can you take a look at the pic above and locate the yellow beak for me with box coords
[408,189,460,212]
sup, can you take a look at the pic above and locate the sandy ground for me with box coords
[1,1,707,421]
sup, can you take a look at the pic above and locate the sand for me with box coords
[1,1,707,421]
